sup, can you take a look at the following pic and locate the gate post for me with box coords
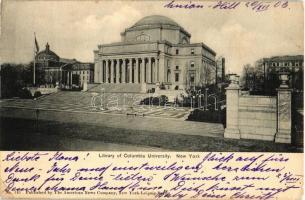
[224,75,241,139]
[275,72,292,143]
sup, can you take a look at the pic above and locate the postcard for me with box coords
[0,0,303,199]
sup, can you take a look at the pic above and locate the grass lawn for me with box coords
[0,117,302,152]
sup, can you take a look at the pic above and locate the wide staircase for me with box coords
[88,83,143,93]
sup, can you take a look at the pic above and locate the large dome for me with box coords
[122,15,191,44]
[132,15,180,28]
[36,43,60,62]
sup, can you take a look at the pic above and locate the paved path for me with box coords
[0,95,191,120]
[0,107,224,138]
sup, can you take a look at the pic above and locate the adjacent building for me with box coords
[35,43,94,88]
[248,55,304,94]
[94,15,216,92]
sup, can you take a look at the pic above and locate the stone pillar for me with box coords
[100,61,103,83]
[141,58,145,83]
[275,72,292,143]
[66,71,69,86]
[94,62,99,83]
[147,57,151,83]
[110,60,114,83]
[156,58,159,82]
[105,60,109,83]
[70,72,73,86]
[115,59,119,83]
[122,59,126,83]
[135,58,139,83]
[224,75,240,139]
[129,59,132,83]
[159,55,165,83]
[151,59,155,83]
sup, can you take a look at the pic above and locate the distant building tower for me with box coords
[216,57,225,84]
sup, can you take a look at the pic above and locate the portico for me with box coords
[97,57,158,84]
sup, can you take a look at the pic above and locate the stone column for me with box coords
[135,58,139,83]
[147,57,151,83]
[110,60,114,83]
[159,55,165,83]
[115,59,119,83]
[122,59,126,83]
[151,59,154,83]
[141,58,145,83]
[70,72,73,86]
[129,59,132,83]
[94,62,99,83]
[66,71,69,86]
[275,72,292,143]
[105,60,109,83]
[156,58,159,82]
[100,60,104,83]
[224,75,240,139]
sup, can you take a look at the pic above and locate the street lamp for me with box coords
[204,88,209,111]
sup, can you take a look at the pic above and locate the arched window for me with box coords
[136,34,150,41]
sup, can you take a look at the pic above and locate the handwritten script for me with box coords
[164,1,290,12]
[0,152,303,199]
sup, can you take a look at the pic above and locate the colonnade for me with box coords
[96,57,159,84]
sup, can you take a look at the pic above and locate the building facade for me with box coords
[256,55,304,94]
[94,15,216,92]
[35,43,94,88]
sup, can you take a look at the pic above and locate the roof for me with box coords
[36,50,59,58]
[36,43,60,61]
[62,62,94,71]
[266,55,304,62]
[126,15,191,37]
[60,58,77,64]
[132,15,180,28]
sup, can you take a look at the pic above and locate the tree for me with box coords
[1,63,26,98]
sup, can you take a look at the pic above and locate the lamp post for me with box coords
[204,88,209,111]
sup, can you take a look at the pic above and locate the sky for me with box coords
[0,0,303,74]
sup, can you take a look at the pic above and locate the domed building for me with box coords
[36,43,60,64]
[35,43,94,88]
[94,15,217,92]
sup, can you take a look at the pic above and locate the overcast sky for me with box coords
[0,0,303,74]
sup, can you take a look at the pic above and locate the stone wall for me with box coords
[224,74,292,143]
[238,95,277,141]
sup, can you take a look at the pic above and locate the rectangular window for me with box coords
[191,48,194,55]
[191,61,195,67]
[175,73,179,82]
[176,66,179,70]
[176,49,179,55]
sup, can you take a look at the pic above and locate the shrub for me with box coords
[34,91,42,98]
[159,83,166,90]
[187,108,226,125]
[18,88,32,99]
[140,95,168,106]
